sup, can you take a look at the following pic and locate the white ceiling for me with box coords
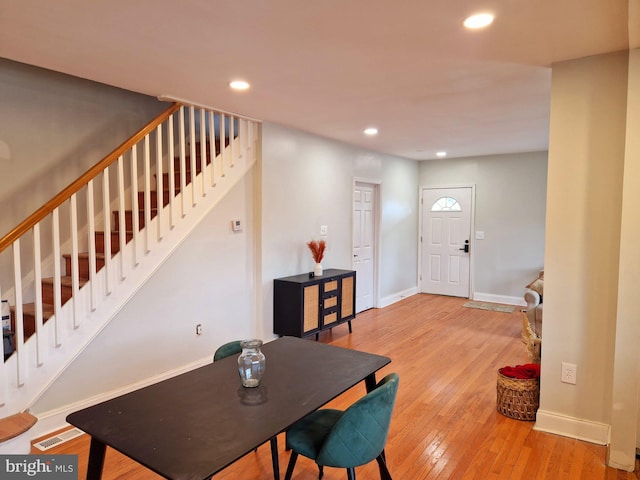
[0,0,631,160]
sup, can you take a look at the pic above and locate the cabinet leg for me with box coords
[348,320,352,333]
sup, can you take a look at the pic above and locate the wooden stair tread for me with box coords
[0,412,37,443]
[41,276,88,288]
[62,252,106,260]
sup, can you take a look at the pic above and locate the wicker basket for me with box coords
[496,370,539,421]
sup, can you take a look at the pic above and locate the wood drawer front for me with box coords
[303,285,320,333]
[324,279,338,293]
[324,296,338,309]
[323,312,338,325]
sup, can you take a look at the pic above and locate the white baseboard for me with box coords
[473,292,525,307]
[27,356,213,446]
[534,409,610,445]
[378,287,418,308]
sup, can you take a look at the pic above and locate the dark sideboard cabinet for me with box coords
[274,269,356,339]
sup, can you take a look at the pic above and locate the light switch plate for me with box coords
[475,231,485,240]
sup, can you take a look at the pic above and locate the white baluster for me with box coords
[33,224,44,366]
[208,111,216,188]
[199,108,207,197]
[156,125,164,241]
[13,240,25,387]
[189,106,197,206]
[168,113,176,229]
[70,194,81,327]
[143,134,151,254]
[179,106,187,218]
[101,173,112,296]
[117,156,127,279]
[229,115,236,168]
[130,145,140,266]
[239,118,246,159]
[220,113,226,179]
[52,208,62,347]
[87,179,97,310]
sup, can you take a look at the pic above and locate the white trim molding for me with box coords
[534,409,610,445]
[473,292,525,307]
[379,287,418,308]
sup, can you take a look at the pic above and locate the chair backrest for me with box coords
[213,340,242,362]
[317,372,399,468]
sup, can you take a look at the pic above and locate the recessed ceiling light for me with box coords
[436,151,447,158]
[463,13,494,29]
[364,127,378,136]
[229,80,250,91]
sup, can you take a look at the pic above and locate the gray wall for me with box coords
[260,123,419,339]
[0,58,166,237]
[419,151,548,300]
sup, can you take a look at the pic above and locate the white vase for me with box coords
[314,263,323,276]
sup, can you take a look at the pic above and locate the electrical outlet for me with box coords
[561,362,577,384]
[196,324,202,336]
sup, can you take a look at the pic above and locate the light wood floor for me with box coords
[33,294,638,479]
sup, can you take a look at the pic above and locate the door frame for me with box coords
[418,184,476,298]
[352,178,381,310]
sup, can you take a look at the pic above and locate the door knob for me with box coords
[459,240,470,253]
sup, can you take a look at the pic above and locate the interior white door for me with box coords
[420,187,472,297]
[353,182,375,312]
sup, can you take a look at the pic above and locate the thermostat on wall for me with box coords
[231,219,243,232]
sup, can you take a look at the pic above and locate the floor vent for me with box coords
[33,428,84,451]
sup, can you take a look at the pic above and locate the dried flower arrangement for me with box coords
[306,239,326,263]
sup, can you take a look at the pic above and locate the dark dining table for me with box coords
[66,336,391,480]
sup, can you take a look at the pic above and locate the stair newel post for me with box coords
[52,208,62,347]
[116,156,127,280]
[179,106,187,218]
[143,134,152,255]
[87,179,98,311]
[219,112,226,179]
[101,174,112,297]
[32,223,44,366]
[189,106,197,206]
[167,113,176,229]
[229,114,236,169]
[130,144,140,266]
[69,194,81,328]
[199,108,207,198]
[12,240,25,386]
[208,110,216,188]
[155,125,164,241]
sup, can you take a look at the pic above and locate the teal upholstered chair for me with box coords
[213,340,242,362]
[284,372,399,480]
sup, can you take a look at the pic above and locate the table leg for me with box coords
[270,436,280,480]
[364,373,377,393]
[86,437,106,480]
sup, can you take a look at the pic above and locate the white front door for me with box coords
[353,182,376,312]
[420,187,472,297]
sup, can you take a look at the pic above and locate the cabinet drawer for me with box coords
[324,295,338,309]
[324,280,338,293]
[323,312,338,325]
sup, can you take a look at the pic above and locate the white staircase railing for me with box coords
[0,102,259,417]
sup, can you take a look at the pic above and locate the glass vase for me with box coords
[238,339,266,388]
